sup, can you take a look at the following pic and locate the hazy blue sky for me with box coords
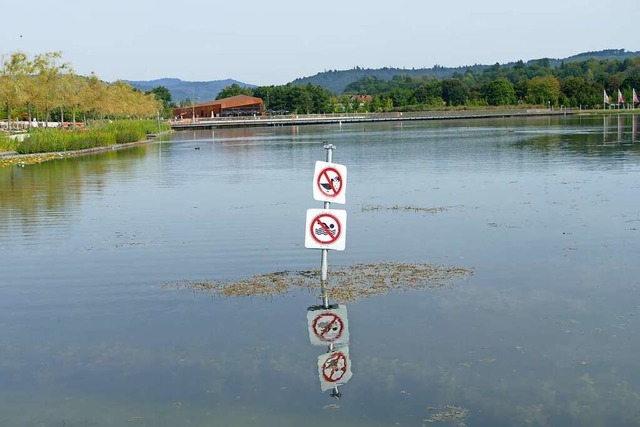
[2,0,637,86]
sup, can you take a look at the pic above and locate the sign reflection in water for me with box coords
[307,304,353,398]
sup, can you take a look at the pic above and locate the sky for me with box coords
[2,0,638,86]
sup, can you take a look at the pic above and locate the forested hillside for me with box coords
[214,54,640,114]
[293,49,640,94]
[337,55,640,109]
[125,78,255,103]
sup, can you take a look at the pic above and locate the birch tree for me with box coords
[0,52,30,129]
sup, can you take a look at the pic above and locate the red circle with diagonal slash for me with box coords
[312,313,344,342]
[317,167,343,198]
[322,352,348,383]
[310,213,342,245]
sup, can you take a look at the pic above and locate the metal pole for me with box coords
[320,143,335,309]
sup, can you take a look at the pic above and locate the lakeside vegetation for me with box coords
[14,120,169,154]
[210,55,640,114]
[0,51,161,125]
[1,120,169,159]
[0,134,14,152]
[0,51,167,155]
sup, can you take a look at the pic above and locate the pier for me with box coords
[170,108,579,130]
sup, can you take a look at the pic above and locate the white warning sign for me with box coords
[313,161,347,204]
[304,209,347,251]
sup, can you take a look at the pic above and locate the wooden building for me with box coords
[173,95,264,119]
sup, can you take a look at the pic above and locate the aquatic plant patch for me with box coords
[164,262,473,302]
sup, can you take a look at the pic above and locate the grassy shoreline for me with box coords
[0,120,171,167]
[0,135,172,168]
[15,120,169,154]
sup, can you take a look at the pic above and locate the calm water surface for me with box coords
[1,115,640,426]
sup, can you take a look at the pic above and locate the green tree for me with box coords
[308,83,332,113]
[483,77,516,106]
[288,85,313,114]
[146,85,174,117]
[216,83,253,100]
[526,76,560,106]
[560,76,594,107]
[441,79,469,106]
[147,85,172,104]
[414,80,442,105]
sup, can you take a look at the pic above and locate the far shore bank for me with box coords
[170,107,638,130]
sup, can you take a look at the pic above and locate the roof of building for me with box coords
[194,94,263,108]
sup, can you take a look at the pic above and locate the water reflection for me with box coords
[307,303,353,398]
[618,114,623,143]
[601,114,639,145]
[521,114,640,156]
[0,146,147,232]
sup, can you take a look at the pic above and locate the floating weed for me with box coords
[425,405,469,426]
[322,403,340,410]
[164,262,473,302]
[0,152,68,168]
[361,204,457,214]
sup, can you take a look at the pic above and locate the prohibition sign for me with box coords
[317,167,343,199]
[310,213,342,245]
[312,313,344,343]
[322,352,348,383]
[312,161,347,204]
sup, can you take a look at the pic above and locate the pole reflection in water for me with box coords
[618,114,623,142]
[306,303,353,399]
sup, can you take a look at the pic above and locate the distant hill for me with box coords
[292,49,640,94]
[549,48,639,65]
[290,66,474,94]
[124,78,255,103]
[126,49,640,99]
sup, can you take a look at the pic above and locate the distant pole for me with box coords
[320,143,335,309]
[192,88,196,123]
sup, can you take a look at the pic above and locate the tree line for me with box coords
[341,57,640,110]
[0,51,161,127]
[7,50,636,125]
[212,57,640,114]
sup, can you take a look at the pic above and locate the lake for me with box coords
[1,114,639,426]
